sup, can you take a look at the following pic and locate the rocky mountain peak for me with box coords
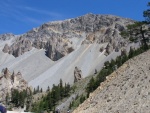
[0,33,16,41]
[1,14,134,61]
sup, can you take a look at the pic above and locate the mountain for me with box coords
[73,49,150,113]
[0,13,135,90]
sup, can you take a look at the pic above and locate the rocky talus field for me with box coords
[73,50,150,113]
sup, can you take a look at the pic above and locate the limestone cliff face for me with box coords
[74,67,82,83]
[0,68,28,102]
[73,50,150,113]
[2,44,10,53]
[2,13,134,61]
[3,37,32,57]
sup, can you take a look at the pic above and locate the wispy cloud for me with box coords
[24,6,62,18]
[23,17,44,24]
[0,1,64,25]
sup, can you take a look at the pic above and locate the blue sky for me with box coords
[0,0,149,34]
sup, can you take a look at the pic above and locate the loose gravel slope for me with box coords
[73,50,150,113]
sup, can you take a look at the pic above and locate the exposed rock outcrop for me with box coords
[0,33,15,41]
[10,37,32,57]
[82,33,96,44]
[2,44,10,53]
[74,67,82,83]
[2,37,32,57]
[0,68,28,103]
[3,67,10,79]
[45,37,73,61]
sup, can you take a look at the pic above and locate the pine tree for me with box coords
[121,2,150,51]
[69,102,72,109]
[47,86,50,92]
[59,79,64,99]
[51,84,57,106]
[86,77,95,94]
[33,88,36,94]
[121,54,128,64]
[40,88,43,93]
[37,86,39,93]
[143,2,150,23]
[11,89,19,107]
[19,91,25,108]
[6,93,10,105]
[47,92,52,111]
[128,47,134,59]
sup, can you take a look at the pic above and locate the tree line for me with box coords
[5,88,32,111]
[31,79,71,113]
[86,45,149,96]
